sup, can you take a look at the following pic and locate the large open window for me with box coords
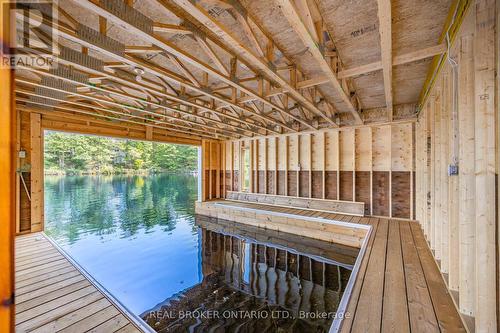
[241,145,250,192]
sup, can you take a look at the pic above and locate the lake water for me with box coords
[45,174,357,332]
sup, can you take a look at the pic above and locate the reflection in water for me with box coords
[45,174,198,244]
[45,175,359,332]
[44,174,201,314]
[143,216,358,333]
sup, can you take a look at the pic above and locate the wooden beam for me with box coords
[153,23,192,34]
[231,10,265,58]
[16,100,214,141]
[417,0,471,109]
[30,113,43,232]
[125,45,162,54]
[239,76,330,103]
[16,77,238,139]
[167,54,201,87]
[162,0,336,128]
[0,0,14,329]
[22,7,292,134]
[76,0,306,130]
[195,36,230,76]
[276,0,362,124]
[376,0,393,120]
[338,44,446,79]
[474,0,497,329]
[292,0,319,43]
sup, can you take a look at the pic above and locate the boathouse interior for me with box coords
[1,0,499,332]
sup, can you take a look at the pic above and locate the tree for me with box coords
[44,131,198,174]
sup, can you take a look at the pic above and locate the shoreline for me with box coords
[44,170,198,176]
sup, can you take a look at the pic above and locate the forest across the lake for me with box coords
[44,131,198,175]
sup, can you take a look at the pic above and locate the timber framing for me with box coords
[13,0,443,138]
[7,1,500,333]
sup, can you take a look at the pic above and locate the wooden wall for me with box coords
[16,109,203,234]
[415,2,498,331]
[218,123,415,219]
[1,0,15,328]
[201,140,225,201]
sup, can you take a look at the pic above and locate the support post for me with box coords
[0,0,15,328]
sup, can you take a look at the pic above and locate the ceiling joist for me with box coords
[276,0,363,124]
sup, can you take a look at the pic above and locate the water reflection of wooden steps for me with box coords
[15,233,148,333]
[195,200,467,332]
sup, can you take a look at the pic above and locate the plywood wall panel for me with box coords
[311,133,324,171]
[288,135,299,170]
[325,171,338,200]
[299,171,310,198]
[224,123,414,218]
[339,171,353,201]
[267,171,275,195]
[355,128,372,171]
[30,113,43,232]
[258,139,266,170]
[268,138,276,170]
[340,130,354,171]
[277,170,286,196]
[391,123,413,171]
[287,171,298,196]
[278,136,287,170]
[372,171,390,216]
[19,112,32,233]
[258,171,266,194]
[225,171,231,191]
[372,126,391,171]
[391,171,411,218]
[355,171,371,215]
[299,134,311,170]
[325,131,339,171]
[311,171,323,199]
[233,171,239,191]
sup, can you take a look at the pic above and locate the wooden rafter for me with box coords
[377,0,393,120]
[31,57,261,136]
[293,0,319,43]
[167,54,201,87]
[153,23,192,34]
[16,96,223,140]
[230,9,265,58]
[160,0,337,128]
[15,79,238,139]
[338,44,446,79]
[16,64,255,137]
[76,0,303,131]
[125,45,163,54]
[21,9,291,134]
[195,35,230,76]
[276,0,363,124]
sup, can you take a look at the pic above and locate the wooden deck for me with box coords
[196,200,467,333]
[15,233,144,333]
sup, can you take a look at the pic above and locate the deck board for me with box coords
[381,221,409,333]
[198,200,467,332]
[15,234,143,333]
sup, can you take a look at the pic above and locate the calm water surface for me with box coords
[45,174,357,332]
[44,174,201,315]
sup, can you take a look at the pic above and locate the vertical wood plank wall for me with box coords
[415,2,498,331]
[214,123,415,219]
[0,0,15,329]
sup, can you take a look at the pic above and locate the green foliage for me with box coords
[44,131,198,174]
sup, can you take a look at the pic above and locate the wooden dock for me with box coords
[15,233,144,333]
[196,200,467,332]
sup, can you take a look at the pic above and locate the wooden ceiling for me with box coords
[15,0,452,141]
